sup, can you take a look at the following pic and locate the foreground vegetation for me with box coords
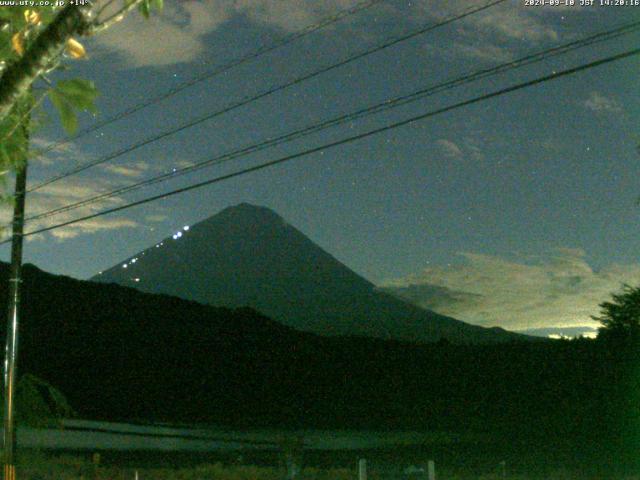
[0,265,637,476]
[12,451,640,480]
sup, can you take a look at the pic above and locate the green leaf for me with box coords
[48,89,78,135]
[35,6,57,24]
[150,0,163,13]
[138,0,151,19]
[0,144,11,170]
[0,8,23,23]
[48,78,99,135]
[55,79,98,113]
[0,106,29,167]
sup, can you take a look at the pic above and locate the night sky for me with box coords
[2,0,639,334]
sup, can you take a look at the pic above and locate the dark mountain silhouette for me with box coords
[0,261,635,474]
[93,203,522,344]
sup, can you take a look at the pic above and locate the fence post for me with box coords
[92,452,100,480]
[358,458,367,480]
[427,460,435,480]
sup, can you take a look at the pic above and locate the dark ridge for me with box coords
[0,260,637,475]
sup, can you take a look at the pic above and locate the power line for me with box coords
[23,19,640,224]
[11,45,640,243]
[27,0,507,193]
[31,0,387,158]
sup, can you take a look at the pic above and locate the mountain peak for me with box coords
[197,203,288,233]
[216,203,283,220]
[93,205,525,344]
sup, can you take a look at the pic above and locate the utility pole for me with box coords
[3,109,29,480]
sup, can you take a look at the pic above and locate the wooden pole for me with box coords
[2,117,29,480]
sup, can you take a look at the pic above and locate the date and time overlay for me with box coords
[0,0,89,7]
[0,0,636,9]
[525,0,639,6]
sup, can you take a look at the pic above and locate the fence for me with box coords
[355,458,437,480]
[12,456,439,480]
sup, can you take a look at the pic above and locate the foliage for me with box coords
[0,6,93,135]
[13,456,355,480]
[0,373,74,427]
[594,284,640,340]
[47,78,98,134]
[9,454,634,480]
[0,93,30,199]
[0,0,163,187]
[138,0,164,19]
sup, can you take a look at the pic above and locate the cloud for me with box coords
[95,0,236,68]
[421,1,563,63]
[471,7,558,43]
[234,0,364,32]
[46,216,138,240]
[0,175,140,241]
[436,139,463,159]
[145,214,168,223]
[452,42,513,63]
[435,138,484,161]
[583,91,622,114]
[381,249,640,331]
[100,162,150,178]
[92,0,568,69]
[175,159,196,169]
[29,137,88,167]
[94,0,367,68]
[19,136,198,241]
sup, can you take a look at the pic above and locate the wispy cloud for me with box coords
[583,91,622,114]
[381,248,640,331]
[435,137,484,161]
[0,173,140,241]
[100,161,150,178]
[471,6,558,43]
[452,42,513,63]
[21,135,200,240]
[29,137,87,167]
[235,0,354,31]
[45,216,138,240]
[436,139,463,159]
[421,1,566,63]
[145,214,168,223]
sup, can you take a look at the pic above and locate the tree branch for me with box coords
[0,4,93,124]
[91,0,144,35]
